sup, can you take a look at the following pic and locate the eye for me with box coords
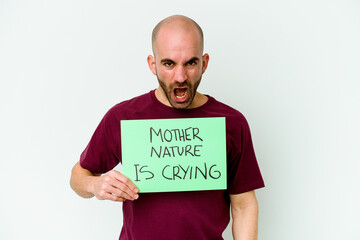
[186,59,198,66]
[163,61,174,67]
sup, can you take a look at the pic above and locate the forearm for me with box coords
[70,161,139,202]
[230,191,259,240]
[70,161,98,198]
[232,203,259,240]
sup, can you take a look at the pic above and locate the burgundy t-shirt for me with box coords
[80,90,265,240]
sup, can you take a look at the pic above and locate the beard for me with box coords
[157,76,202,109]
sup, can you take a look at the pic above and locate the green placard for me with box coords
[120,117,227,193]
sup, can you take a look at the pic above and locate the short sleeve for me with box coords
[227,116,265,194]
[80,109,121,174]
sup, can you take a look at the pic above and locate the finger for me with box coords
[110,194,126,202]
[108,185,136,201]
[95,186,126,202]
[109,171,139,199]
[104,174,139,201]
[102,192,126,202]
[109,170,138,190]
[101,175,137,200]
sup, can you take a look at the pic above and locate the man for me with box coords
[70,15,265,240]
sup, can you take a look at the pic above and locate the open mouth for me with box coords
[174,88,188,101]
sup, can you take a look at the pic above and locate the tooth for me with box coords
[175,91,187,99]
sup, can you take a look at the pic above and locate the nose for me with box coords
[174,66,187,83]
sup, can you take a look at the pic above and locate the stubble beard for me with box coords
[157,76,202,109]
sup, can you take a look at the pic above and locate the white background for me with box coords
[1,0,359,239]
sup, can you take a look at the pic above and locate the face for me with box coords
[148,26,209,109]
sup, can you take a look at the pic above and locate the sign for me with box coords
[120,117,227,193]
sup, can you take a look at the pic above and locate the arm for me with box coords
[70,161,139,202]
[230,190,259,240]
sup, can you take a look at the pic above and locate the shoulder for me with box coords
[208,96,250,128]
[92,91,153,130]
[105,91,153,120]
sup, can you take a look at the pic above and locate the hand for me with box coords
[90,170,139,202]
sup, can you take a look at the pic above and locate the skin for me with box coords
[70,161,138,202]
[148,15,209,109]
[70,15,259,239]
[231,191,259,240]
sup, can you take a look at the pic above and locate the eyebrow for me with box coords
[185,57,200,65]
[160,58,175,64]
[160,57,200,65]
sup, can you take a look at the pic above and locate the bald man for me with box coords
[70,15,264,240]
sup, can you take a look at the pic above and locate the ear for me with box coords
[201,53,210,74]
[147,55,157,75]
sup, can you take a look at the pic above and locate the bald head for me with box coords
[151,15,204,55]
